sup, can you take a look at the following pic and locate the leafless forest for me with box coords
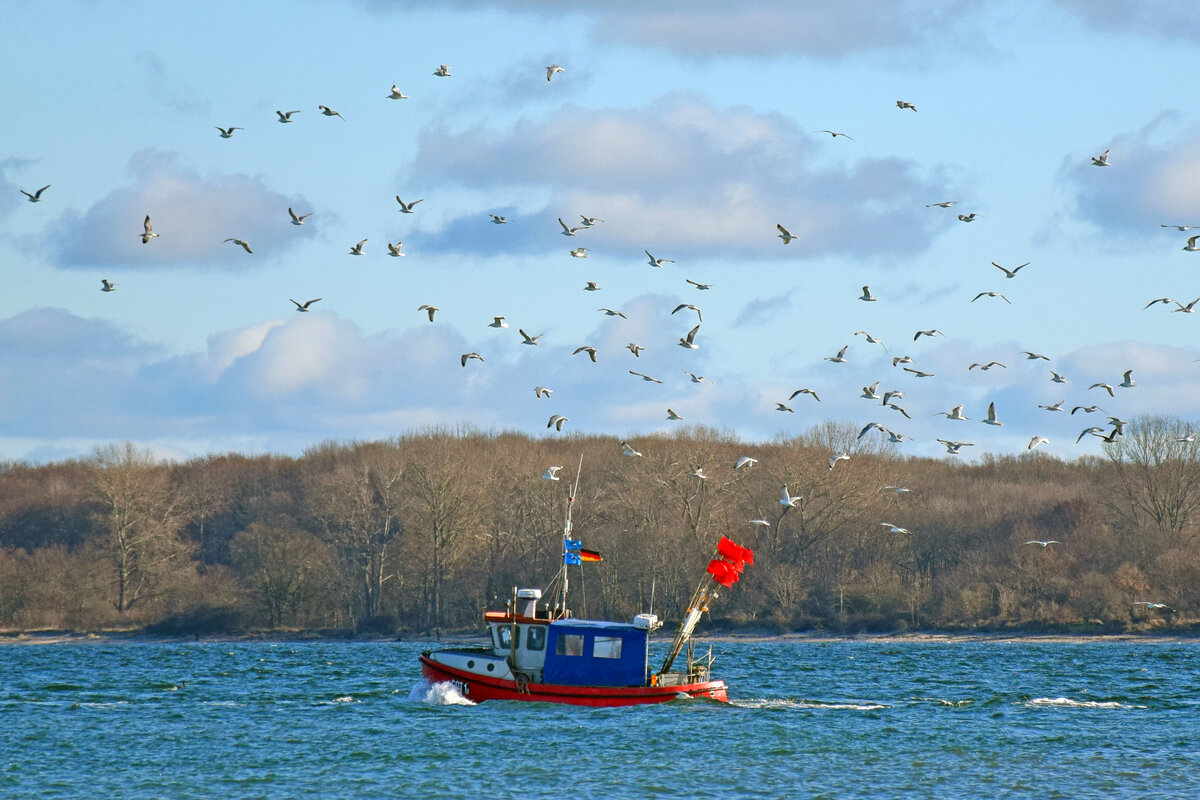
[1,416,1196,636]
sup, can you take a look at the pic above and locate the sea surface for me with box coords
[1,637,1196,799]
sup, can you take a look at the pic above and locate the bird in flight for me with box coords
[968,361,1006,371]
[1161,224,1199,230]
[433,65,452,77]
[734,456,757,470]
[348,239,367,255]
[666,408,685,421]
[519,329,542,346]
[628,370,662,384]
[1025,539,1061,547]
[570,248,589,258]
[913,329,943,341]
[626,343,645,357]
[546,64,564,82]
[1051,370,1069,384]
[1028,436,1050,450]
[387,85,408,99]
[829,452,850,470]
[926,201,956,208]
[1038,401,1065,412]
[972,291,1011,304]
[597,308,627,319]
[489,316,509,328]
[1089,382,1115,397]
[678,324,701,350]
[547,414,568,431]
[387,241,405,257]
[684,371,709,384]
[982,402,1004,426]
[1023,351,1050,360]
[558,217,583,236]
[584,281,601,291]
[288,207,312,225]
[418,304,438,322]
[825,345,849,363]
[936,405,968,421]
[777,223,797,244]
[903,367,935,378]
[1133,601,1174,611]
[215,126,243,138]
[789,388,821,402]
[672,303,702,322]
[100,279,118,292]
[396,197,423,213]
[20,184,50,202]
[534,386,552,398]
[860,286,877,302]
[572,345,598,362]
[938,439,974,455]
[646,251,674,268]
[621,441,642,457]
[291,298,321,312]
[1091,148,1111,167]
[958,213,980,222]
[880,523,912,534]
[579,215,603,227]
[276,109,300,123]
[489,214,507,224]
[140,215,159,243]
[816,130,854,140]
[223,238,253,254]
[460,352,484,367]
[775,402,794,413]
[542,466,562,481]
[1119,369,1136,388]
[896,100,917,111]
[1184,236,1200,252]
[691,467,708,481]
[992,261,1030,278]
[685,279,712,290]
[317,105,344,120]
[780,486,800,507]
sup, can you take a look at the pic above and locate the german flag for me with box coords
[579,548,603,563]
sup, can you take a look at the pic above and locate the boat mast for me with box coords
[557,455,583,617]
[658,571,718,675]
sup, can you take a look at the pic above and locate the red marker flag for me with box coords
[707,558,740,588]
[717,536,755,567]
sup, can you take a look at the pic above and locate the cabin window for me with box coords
[556,634,584,656]
[593,636,623,659]
[526,626,546,651]
[496,627,512,648]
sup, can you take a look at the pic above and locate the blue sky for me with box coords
[2,0,1200,463]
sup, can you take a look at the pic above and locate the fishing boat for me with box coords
[419,466,754,707]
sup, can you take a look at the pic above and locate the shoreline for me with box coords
[2,628,1197,646]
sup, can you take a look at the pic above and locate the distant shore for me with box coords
[3,627,1197,646]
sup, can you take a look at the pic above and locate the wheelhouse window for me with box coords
[496,626,512,648]
[593,636,622,659]
[556,634,584,656]
[526,625,546,651]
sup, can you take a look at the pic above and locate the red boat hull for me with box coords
[419,653,728,707]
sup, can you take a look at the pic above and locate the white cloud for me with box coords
[414,96,950,259]
[41,150,313,268]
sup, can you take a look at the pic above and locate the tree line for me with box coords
[0,416,1196,637]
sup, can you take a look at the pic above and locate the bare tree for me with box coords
[1103,415,1200,545]
[231,521,334,627]
[88,443,192,613]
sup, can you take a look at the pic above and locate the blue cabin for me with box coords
[542,619,650,687]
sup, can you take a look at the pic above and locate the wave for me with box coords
[1024,696,1146,710]
[404,679,476,706]
[730,698,888,710]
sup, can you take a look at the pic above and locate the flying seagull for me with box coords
[926,201,956,208]
[829,452,850,470]
[1025,540,1061,547]
[685,279,713,290]
[460,352,484,367]
[666,408,684,420]
[100,279,118,292]
[936,405,968,421]
[288,207,312,225]
[579,215,603,227]
[140,214,158,243]
[387,241,405,257]
[629,370,662,384]
[684,371,708,384]
[825,345,849,363]
[789,388,821,402]
[214,126,244,139]
[982,402,1004,426]
[20,185,50,202]
[880,523,912,535]
[396,196,423,213]
[1133,601,1174,611]
[734,456,757,469]
[860,286,877,302]
[775,402,794,413]
[992,261,1030,278]
[816,130,854,140]
[621,441,642,457]
[1028,436,1050,450]
[489,316,509,328]
[678,324,700,350]
[626,343,645,357]
[957,213,980,222]
[913,329,943,341]
[972,291,1011,304]
[777,223,797,244]
[937,439,974,455]
[1184,236,1200,252]
[348,238,367,255]
[546,64,564,82]
[418,304,438,322]
[489,214,507,224]
[387,85,409,99]
[547,414,568,431]
[291,298,320,312]
[519,329,542,345]
[896,100,917,111]
[570,248,589,258]
[672,303,703,322]
[433,65,452,77]
[597,308,627,319]
[780,486,800,507]
[584,281,601,291]
[558,217,583,236]
[573,345,598,362]
[534,386,552,398]
[223,238,253,254]
[276,109,300,123]
[1091,148,1111,167]
[646,251,674,268]
[542,466,562,481]
[317,105,344,120]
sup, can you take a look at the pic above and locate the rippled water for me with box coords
[2,638,1196,798]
